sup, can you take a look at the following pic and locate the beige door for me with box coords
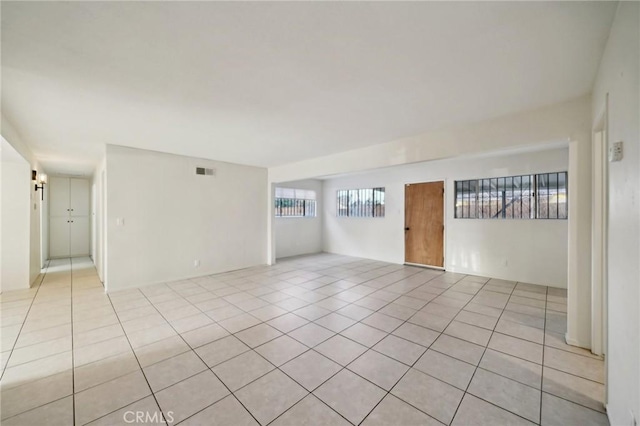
[405,181,444,267]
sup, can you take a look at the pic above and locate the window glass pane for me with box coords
[348,190,356,216]
[468,180,477,219]
[337,190,346,217]
[461,180,468,218]
[505,176,514,219]
[558,172,567,219]
[375,188,385,217]
[537,174,549,219]
[455,181,463,218]
[479,179,489,218]
[522,175,532,218]
[498,178,503,218]
[548,173,559,219]
[490,178,499,218]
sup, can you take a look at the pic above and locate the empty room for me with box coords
[0,1,638,426]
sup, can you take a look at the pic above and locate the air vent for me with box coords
[196,167,216,176]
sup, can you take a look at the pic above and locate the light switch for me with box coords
[116,217,124,226]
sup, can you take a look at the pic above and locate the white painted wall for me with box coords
[1,143,31,291]
[592,3,640,424]
[1,116,46,290]
[105,145,267,291]
[41,175,49,267]
[91,158,107,284]
[566,139,593,349]
[275,179,323,259]
[323,147,569,287]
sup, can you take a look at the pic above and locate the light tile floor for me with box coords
[0,254,608,425]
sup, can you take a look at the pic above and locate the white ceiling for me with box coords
[1,1,616,175]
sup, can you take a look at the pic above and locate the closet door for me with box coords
[70,178,90,217]
[70,217,90,256]
[50,177,70,258]
[50,177,70,217]
[50,217,70,257]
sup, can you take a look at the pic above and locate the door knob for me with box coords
[405,227,410,231]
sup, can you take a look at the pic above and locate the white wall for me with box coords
[1,145,31,291]
[323,147,569,287]
[105,145,267,291]
[1,116,45,290]
[92,158,107,283]
[275,179,323,259]
[592,3,640,425]
[41,175,49,267]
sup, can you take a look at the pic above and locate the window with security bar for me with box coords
[275,187,317,217]
[336,188,385,217]
[455,172,567,219]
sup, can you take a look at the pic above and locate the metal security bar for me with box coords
[455,172,567,220]
[337,187,385,217]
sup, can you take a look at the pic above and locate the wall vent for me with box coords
[196,167,216,176]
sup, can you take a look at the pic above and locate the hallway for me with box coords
[1,255,606,425]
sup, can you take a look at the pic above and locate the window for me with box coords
[455,172,567,219]
[336,187,385,217]
[275,187,316,217]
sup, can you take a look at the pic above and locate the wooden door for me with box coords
[405,181,444,267]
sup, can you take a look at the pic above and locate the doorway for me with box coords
[404,181,445,268]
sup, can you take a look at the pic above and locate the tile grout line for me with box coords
[179,275,376,426]
[0,259,49,382]
[8,286,599,424]
[3,260,84,424]
[539,285,549,424]
[447,279,529,425]
[8,255,590,425]
[170,268,471,425]
[353,275,484,426]
[208,262,601,422]
[0,260,116,424]
[103,290,173,425]
[134,289,264,426]
[260,268,437,426]
[142,263,428,425]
